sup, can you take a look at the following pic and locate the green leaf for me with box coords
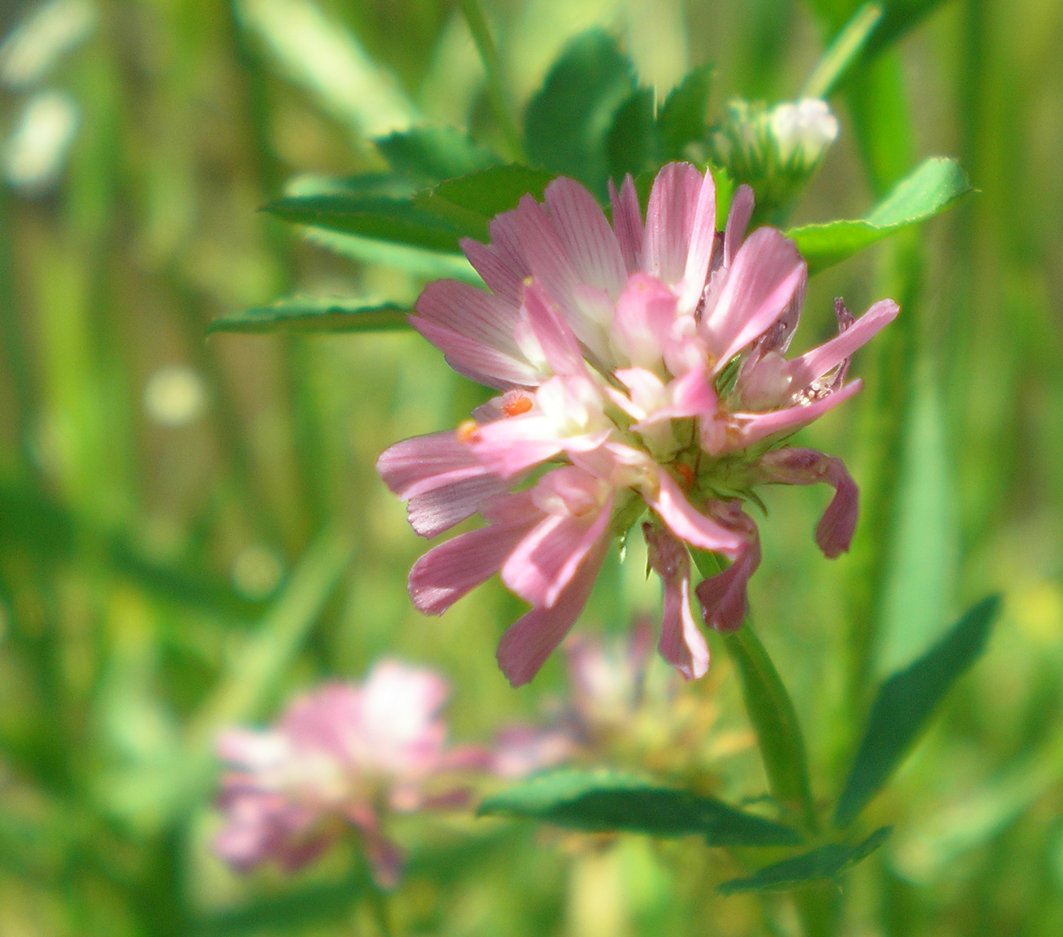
[833,596,1000,828]
[207,298,410,335]
[876,355,957,673]
[415,164,557,241]
[479,768,801,846]
[263,194,464,252]
[375,126,500,184]
[657,64,713,160]
[607,87,658,182]
[524,30,637,195]
[787,157,971,272]
[717,827,891,895]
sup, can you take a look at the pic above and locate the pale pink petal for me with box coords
[496,538,610,687]
[695,522,761,632]
[643,162,704,287]
[756,448,859,557]
[523,279,588,375]
[643,472,746,556]
[412,317,541,389]
[718,379,863,452]
[460,209,530,305]
[704,228,806,368]
[543,177,628,295]
[610,273,680,368]
[786,299,899,389]
[609,174,644,272]
[502,479,613,607]
[679,167,718,311]
[723,184,755,267]
[644,523,710,679]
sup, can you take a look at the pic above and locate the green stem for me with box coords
[457,0,524,161]
[801,4,883,99]
[691,550,817,835]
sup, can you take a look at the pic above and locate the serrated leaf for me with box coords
[787,157,971,273]
[524,30,637,195]
[833,596,1000,828]
[717,827,891,895]
[263,194,464,252]
[479,769,801,846]
[607,87,658,181]
[658,64,713,159]
[375,126,500,184]
[415,164,557,241]
[207,298,410,335]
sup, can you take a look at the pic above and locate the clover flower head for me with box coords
[213,660,486,888]
[378,162,897,687]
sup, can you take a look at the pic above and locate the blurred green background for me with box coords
[1,0,1062,934]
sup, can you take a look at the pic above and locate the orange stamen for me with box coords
[502,394,533,417]
[675,463,695,488]
[456,420,480,443]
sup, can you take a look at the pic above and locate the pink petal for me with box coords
[704,227,806,369]
[718,379,863,452]
[412,319,541,390]
[643,472,746,557]
[609,174,644,272]
[694,522,761,632]
[643,162,705,288]
[496,538,610,687]
[786,299,899,389]
[543,177,628,296]
[723,184,754,267]
[460,209,530,305]
[502,482,613,607]
[610,273,680,368]
[522,279,588,375]
[377,431,491,500]
[756,448,859,557]
[678,167,718,312]
[408,510,535,614]
[644,523,710,679]
[406,474,508,538]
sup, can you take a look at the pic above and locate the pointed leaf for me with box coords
[524,30,637,195]
[375,126,500,184]
[717,827,891,895]
[787,157,972,273]
[479,768,801,846]
[208,298,410,335]
[657,64,713,160]
[607,87,658,182]
[263,194,465,252]
[833,596,1000,828]
[415,164,557,241]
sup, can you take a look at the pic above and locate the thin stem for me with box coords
[457,0,524,161]
[691,550,818,835]
[801,4,883,99]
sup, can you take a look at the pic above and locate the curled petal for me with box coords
[756,448,859,557]
[694,515,761,632]
[644,523,710,679]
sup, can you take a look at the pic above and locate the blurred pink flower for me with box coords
[213,660,487,888]
[379,162,896,687]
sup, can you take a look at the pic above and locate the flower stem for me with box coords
[720,626,819,835]
[457,0,524,161]
[691,549,818,835]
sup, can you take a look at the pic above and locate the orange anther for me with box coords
[675,463,695,488]
[456,420,480,443]
[502,394,533,417]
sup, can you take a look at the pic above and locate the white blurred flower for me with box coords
[769,98,839,166]
[2,90,78,192]
[0,0,96,90]
[142,365,207,427]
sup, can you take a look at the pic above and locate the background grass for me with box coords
[1,0,1061,934]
